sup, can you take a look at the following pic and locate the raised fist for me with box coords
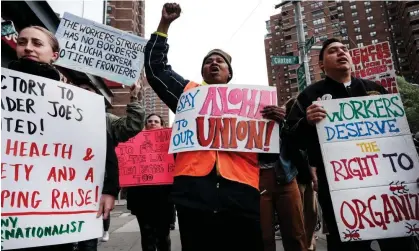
[161,3,181,24]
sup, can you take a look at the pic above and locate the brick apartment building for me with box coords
[265,0,398,105]
[104,1,170,124]
[387,1,419,83]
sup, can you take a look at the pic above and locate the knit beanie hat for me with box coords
[201,49,233,82]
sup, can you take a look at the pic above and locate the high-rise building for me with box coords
[104,1,170,121]
[386,1,419,83]
[265,1,394,105]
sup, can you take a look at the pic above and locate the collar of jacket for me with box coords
[324,75,367,97]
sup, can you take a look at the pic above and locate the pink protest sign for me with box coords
[116,128,175,187]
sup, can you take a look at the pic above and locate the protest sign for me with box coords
[54,12,147,86]
[116,128,175,187]
[349,41,398,93]
[315,94,419,242]
[169,84,280,154]
[1,68,106,249]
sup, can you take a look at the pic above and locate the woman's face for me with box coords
[146,115,162,130]
[16,28,58,64]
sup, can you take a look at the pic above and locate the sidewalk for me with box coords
[98,210,328,251]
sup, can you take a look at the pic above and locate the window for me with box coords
[313,18,326,26]
[364,1,371,6]
[372,39,378,44]
[106,17,111,25]
[356,35,363,40]
[342,36,348,41]
[367,16,374,21]
[357,43,364,47]
[350,5,357,10]
[341,28,347,34]
[366,8,372,14]
[354,27,361,32]
[409,10,419,16]
[315,35,328,42]
[370,31,376,37]
[352,12,358,17]
[338,13,344,17]
[368,23,375,28]
[314,26,326,34]
[340,21,346,25]
[313,10,323,18]
[106,6,112,13]
[353,20,359,25]
[337,6,343,11]
[311,2,323,8]
[332,23,339,29]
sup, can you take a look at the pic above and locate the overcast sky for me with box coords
[48,0,280,122]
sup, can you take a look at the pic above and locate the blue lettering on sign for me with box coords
[176,90,200,113]
[173,130,195,147]
[172,118,196,150]
[325,119,400,141]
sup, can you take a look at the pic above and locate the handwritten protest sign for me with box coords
[54,12,147,86]
[116,129,175,187]
[169,84,280,154]
[1,68,106,249]
[315,94,419,242]
[349,41,398,93]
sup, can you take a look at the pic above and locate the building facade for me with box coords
[387,1,419,83]
[265,1,397,105]
[104,1,170,121]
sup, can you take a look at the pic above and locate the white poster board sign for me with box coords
[54,12,147,86]
[169,84,280,154]
[1,68,106,249]
[315,94,419,242]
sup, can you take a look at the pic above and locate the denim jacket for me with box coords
[259,124,298,184]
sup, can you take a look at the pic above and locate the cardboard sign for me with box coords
[1,68,106,249]
[169,84,280,154]
[116,129,175,187]
[54,12,147,86]
[315,94,419,242]
[349,41,398,93]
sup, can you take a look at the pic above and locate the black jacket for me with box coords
[286,76,387,178]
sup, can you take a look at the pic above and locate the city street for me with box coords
[98,201,328,251]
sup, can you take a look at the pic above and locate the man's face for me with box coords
[320,42,352,74]
[202,54,230,84]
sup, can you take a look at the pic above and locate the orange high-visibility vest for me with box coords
[174,81,260,189]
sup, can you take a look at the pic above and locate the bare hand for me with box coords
[312,179,318,192]
[161,3,181,25]
[306,98,326,125]
[97,194,115,220]
[130,80,142,98]
[261,105,286,123]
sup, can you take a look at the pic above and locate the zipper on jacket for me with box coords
[215,151,220,176]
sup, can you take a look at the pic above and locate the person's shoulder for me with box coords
[355,77,386,94]
[298,79,326,99]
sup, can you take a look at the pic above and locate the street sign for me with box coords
[271,56,299,65]
[305,36,315,52]
[297,64,306,91]
[297,64,305,80]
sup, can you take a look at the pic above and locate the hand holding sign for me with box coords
[130,80,142,98]
[307,98,326,125]
[261,106,286,123]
